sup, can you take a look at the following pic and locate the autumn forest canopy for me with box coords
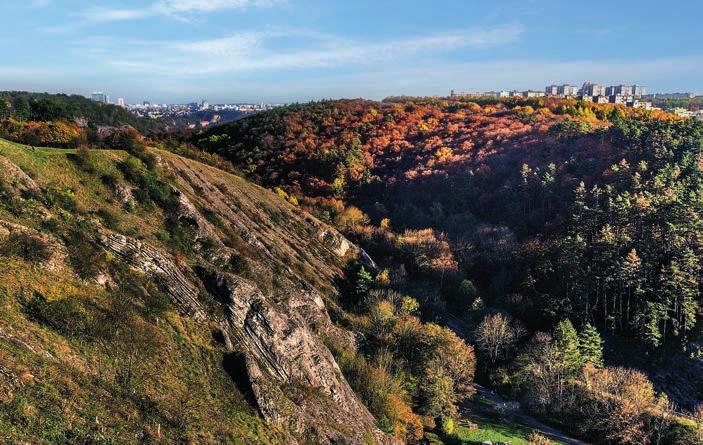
[193,97,703,352]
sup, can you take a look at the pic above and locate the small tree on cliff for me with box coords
[355,266,374,299]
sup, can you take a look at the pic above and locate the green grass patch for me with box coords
[425,392,568,445]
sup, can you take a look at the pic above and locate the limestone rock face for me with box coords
[318,227,354,257]
[95,229,209,322]
[0,363,20,403]
[112,181,134,207]
[213,271,368,408]
[307,214,378,271]
[94,226,392,444]
[91,211,394,444]
[171,186,220,244]
[212,269,397,444]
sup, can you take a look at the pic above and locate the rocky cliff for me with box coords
[0,140,395,444]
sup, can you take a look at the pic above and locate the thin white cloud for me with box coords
[75,0,281,24]
[154,0,280,14]
[43,0,280,32]
[78,8,151,23]
[174,32,268,57]
[95,24,523,75]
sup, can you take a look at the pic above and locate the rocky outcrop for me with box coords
[204,270,392,444]
[171,186,220,242]
[318,226,355,258]
[304,213,378,271]
[0,155,41,196]
[112,181,134,207]
[218,273,352,396]
[92,223,391,443]
[0,364,20,403]
[95,229,208,321]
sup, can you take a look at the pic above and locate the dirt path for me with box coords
[464,384,590,445]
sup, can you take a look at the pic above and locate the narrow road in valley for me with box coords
[461,384,591,445]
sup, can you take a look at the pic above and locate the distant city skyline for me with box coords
[2,0,701,102]
[85,82,698,107]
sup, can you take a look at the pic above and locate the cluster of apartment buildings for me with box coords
[672,108,703,121]
[543,82,651,109]
[451,81,654,109]
[124,100,282,119]
[126,100,214,119]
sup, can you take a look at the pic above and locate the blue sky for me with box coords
[1,0,702,103]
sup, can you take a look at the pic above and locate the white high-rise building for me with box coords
[557,84,579,97]
[117,98,125,107]
[581,82,606,97]
[91,92,108,103]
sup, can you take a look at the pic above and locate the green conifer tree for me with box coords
[579,323,604,368]
[553,319,582,373]
[355,266,374,299]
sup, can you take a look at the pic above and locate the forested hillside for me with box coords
[0,91,162,134]
[193,97,702,351]
[191,97,703,444]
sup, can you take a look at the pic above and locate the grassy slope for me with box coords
[0,138,289,444]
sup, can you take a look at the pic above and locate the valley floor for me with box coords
[460,385,588,445]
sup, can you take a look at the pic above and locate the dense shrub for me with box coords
[64,230,108,280]
[72,145,96,173]
[119,155,173,207]
[0,232,51,263]
[548,118,592,138]
[23,292,99,338]
[45,186,78,212]
[335,347,423,440]
[96,207,122,231]
[395,228,458,278]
